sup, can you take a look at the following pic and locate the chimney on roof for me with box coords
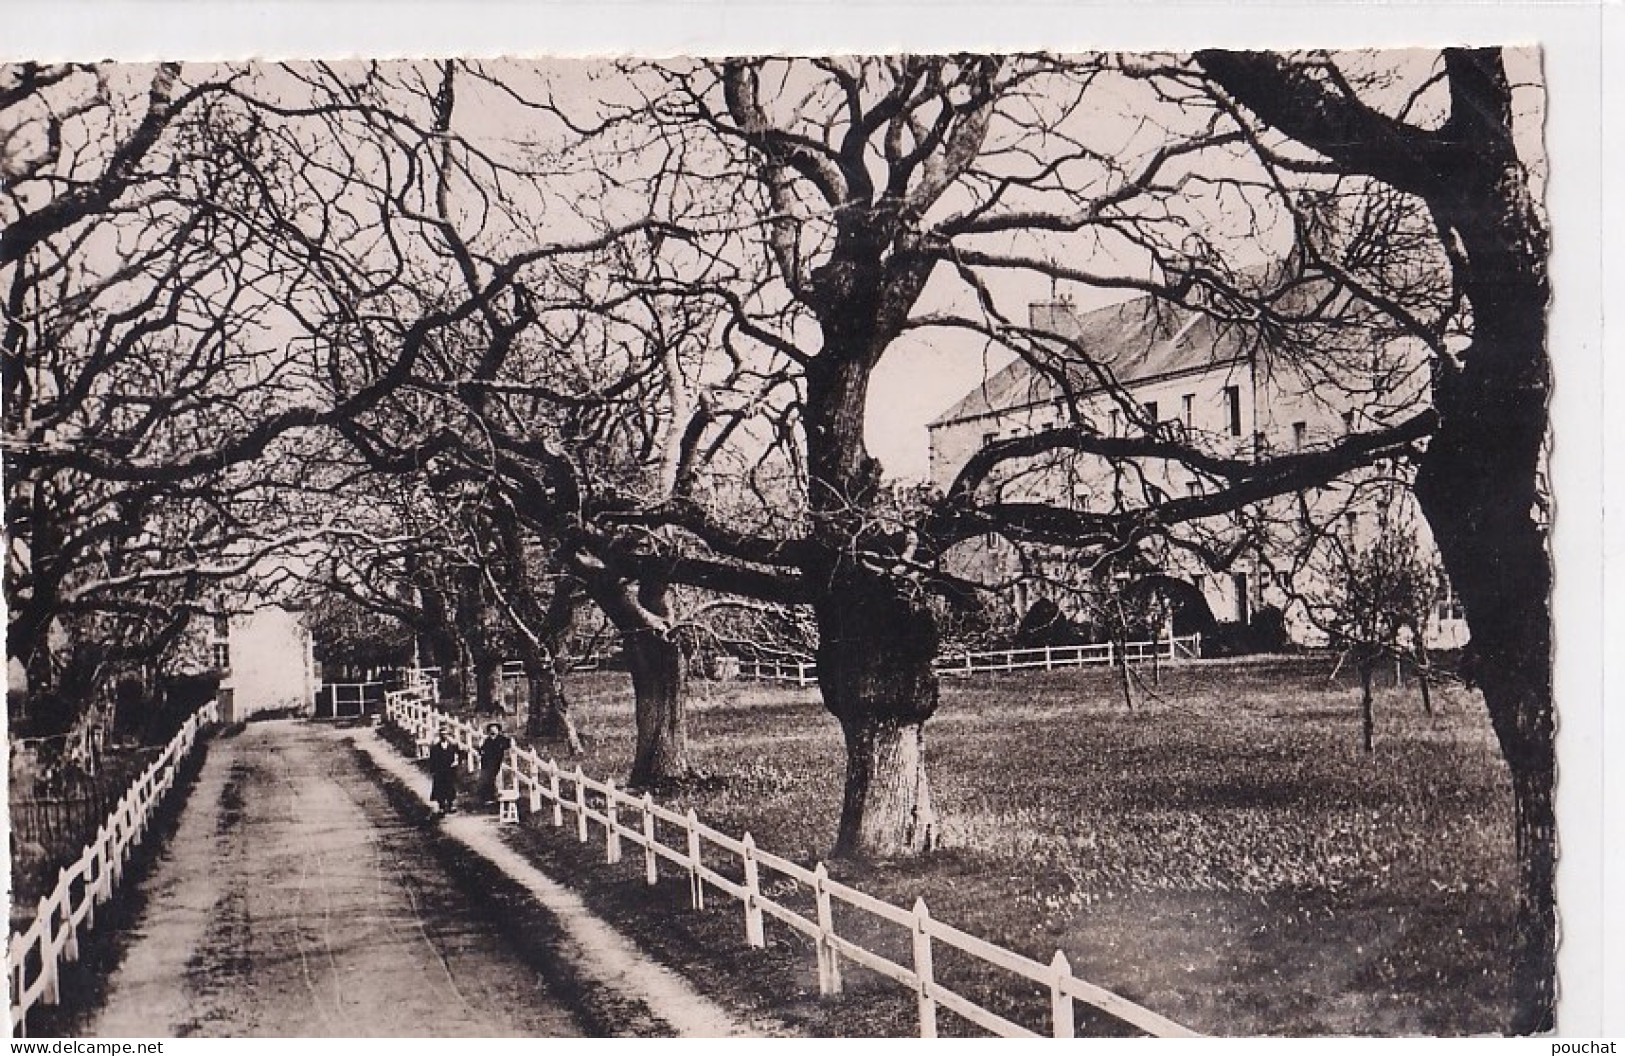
[1030,298,1083,343]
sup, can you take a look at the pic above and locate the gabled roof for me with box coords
[930,294,1253,429]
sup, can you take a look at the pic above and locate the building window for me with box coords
[212,643,231,670]
[1223,386,1242,436]
[1342,409,1356,433]
[1233,572,1250,624]
[1108,409,1120,436]
[1143,400,1158,425]
[1292,421,1307,451]
[1181,393,1195,428]
[1187,480,1203,498]
[213,612,229,637]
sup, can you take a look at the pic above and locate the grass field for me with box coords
[477,656,1518,1036]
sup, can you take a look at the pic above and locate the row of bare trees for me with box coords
[3,50,1555,1030]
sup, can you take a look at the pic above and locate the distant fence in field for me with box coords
[7,702,218,1036]
[499,656,606,680]
[384,681,1197,1039]
[735,633,1203,688]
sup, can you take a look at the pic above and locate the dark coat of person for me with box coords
[428,739,463,811]
[477,729,512,802]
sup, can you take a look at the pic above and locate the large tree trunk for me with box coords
[603,575,690,787]
[625,625,688,786]
[801,287,943,858]
[815,563,940,858]
[835,715,935,856]
[1503,713,1556,1035]
[1414,163,1553,1032]
[1417,473,1554,1033]
[576,565,692,787]
[452,565,502,712]
[471,651,501,714]
[523,649,583,753]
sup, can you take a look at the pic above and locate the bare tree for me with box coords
[522,55,1438,858]
[1189,48,1555,1031]
[1305,491,1444,750]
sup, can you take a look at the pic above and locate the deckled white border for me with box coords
[3,1,1614,1040]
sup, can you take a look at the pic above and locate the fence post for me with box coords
[56,869,78,963]
[111,796,128,867]
[1045,644,1054,670]
[642,794,658,885]
[527,754,544,815]
[1050,950,1076,1038]
[604,780,622,864]
[741,833,765,948]
[813,862,842,996]
[79,845,97,930]
[92,827,109,904]
[963,651,972,674]
[109,810,125,884]
[912,897,937,1038]
[574,767,589,843]
[548,760,564,827]
[37,896,58,1006]
[11,932,28,1031]
[686,809,705,910]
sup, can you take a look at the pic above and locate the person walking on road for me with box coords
[478,721,512,806]
[428,726,463,815]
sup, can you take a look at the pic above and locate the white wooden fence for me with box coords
[383,685,1197,1039]
[405,666,441,703]
[322,681,383,719]
[7,702,220,1036]
[499,656,606,680]
[735,633,1203,688]
[734,658,818,686]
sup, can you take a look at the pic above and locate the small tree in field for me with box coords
[1310,494,1444,751]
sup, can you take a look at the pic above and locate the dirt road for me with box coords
[85,720,590,1037]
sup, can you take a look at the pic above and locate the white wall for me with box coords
[222,608,316,719]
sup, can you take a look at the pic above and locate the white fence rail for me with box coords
[405,666,441,703]
[7,702,220,1036]
[734,633,1203,687]
[734,658,818,687]
[384,685,1197,1039]
[499,656,606,680]
[322,681,383,718]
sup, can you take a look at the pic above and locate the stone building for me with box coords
[927,292,1467,650]
[207,604,319,721]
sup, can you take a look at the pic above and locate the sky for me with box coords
[866,325,1013,482]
